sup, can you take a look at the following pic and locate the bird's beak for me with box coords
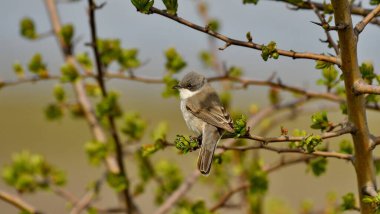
[172,85,181,90]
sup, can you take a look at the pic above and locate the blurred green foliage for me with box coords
[2,151,66,193]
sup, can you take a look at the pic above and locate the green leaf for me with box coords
[339,139,353,154]
[154,160,183,204]
[303,135,322,153]
[60,63,79,82]
[121,112,147,141]
[289,129,307,148]
[84,141,110,166]
[246,31,253,42]
[228,66,243,78]
[248,161,268,195]
[261,41,278,61]
[53,85,66,103]
[44,103,63,120]
[243,0,259,4]
[174,135,199,154]
[20,17,37,40]
[198,51,212,68]
[360,61,376,84]
[96,91,122,118]
[269,87,280,105]
[151,122,168,143]
[162,74,179,98]
[76,52,93,71]
[2,151,66,193]
[165,48,187,73]
[307,157,327,176]
[69,103,84,118]
[174,200,212,214]
[135,150,154,183]
[310,111,330,131]
[28,53,48,77]
[233,115,247,137]
[131,0,154,14]
[13,62,25,79]
[207,19,220,32]
[60,24,74,47]
[340,192,356,211]
[97,39,122,67]
[315,60,332,69]
[118,48,140,70]
[106,172,128,192]
[85,84,102,97]
[219,91,231,109]
[162,0,178,15]
[370,0,380,6]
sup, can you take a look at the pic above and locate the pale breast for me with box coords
[180,100,204,135]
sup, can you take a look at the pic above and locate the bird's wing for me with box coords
[186,85,234,133]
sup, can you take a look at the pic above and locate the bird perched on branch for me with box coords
[173,72,234,175]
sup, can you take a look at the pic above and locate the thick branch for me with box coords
[331,1,377,213]
[149,7,340,65]
[354,80,380,95]
[354,4,380,36]
[0,190,42,214]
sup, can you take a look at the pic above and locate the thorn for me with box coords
[95,2,107,9]
[310,21,323,27]
[219,42,231,51]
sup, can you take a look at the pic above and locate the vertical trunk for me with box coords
[331,1,377,213]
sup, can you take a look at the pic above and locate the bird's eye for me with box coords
[187,84,192,88]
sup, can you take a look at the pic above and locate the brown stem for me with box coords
[149,7,340,65]
[87,0,137,213]
[331,1,377,213]
[153,170,202,214]
[354,4,380,36]
[0,190,42,214]
[309,1,339,55]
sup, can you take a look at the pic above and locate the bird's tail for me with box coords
[197,124,221,175]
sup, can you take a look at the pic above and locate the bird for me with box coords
[173,72,234,175]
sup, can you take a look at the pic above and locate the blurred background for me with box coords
[1,0,380,213]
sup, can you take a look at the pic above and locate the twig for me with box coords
[209,155,318,212]
[271,0,380,21]
[0,190,42,214]
[209,183,249,212]
[87,0,137,213]
[354,4,380,36]
[153,170,202,214]
[149,7,340,66]
[309,1,339,55]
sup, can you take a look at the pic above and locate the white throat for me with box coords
[179,88,201,100]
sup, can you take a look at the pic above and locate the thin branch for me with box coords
[271,0,380,19]
[149,7,340,66]
[210,155,318,212]
[44,0,121,174]
[209,183,249,212]
[153,170,202,214]
[87,0,137,213]
[354,4,380,36]
[4,72,380,112]
[219,144,353,160]
[309,1,339,55]
[222,123,354,144]
[0,190,42,214]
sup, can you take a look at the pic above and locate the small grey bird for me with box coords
[173,72,234,175]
